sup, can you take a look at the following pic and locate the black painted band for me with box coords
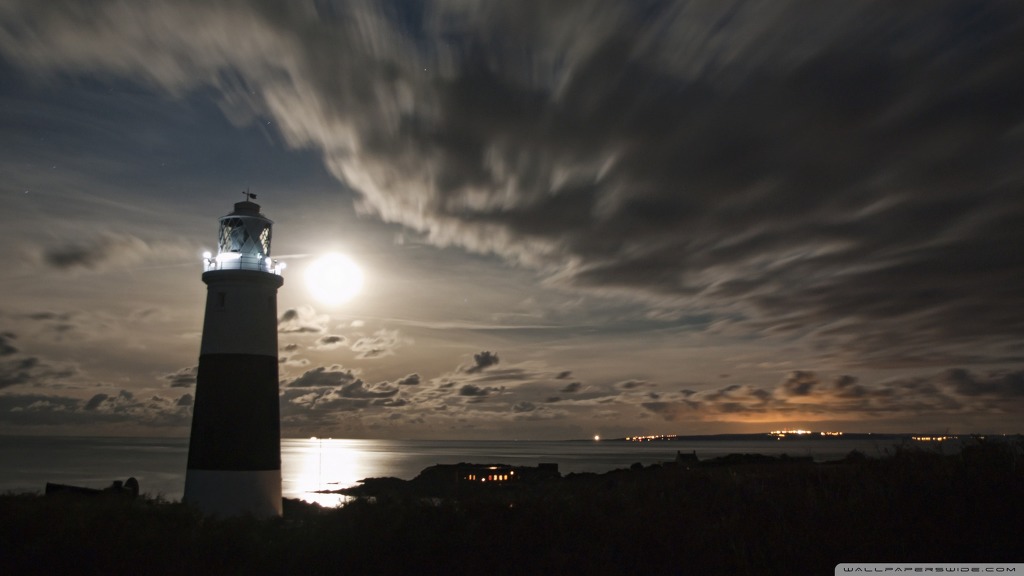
[187,353,281,471]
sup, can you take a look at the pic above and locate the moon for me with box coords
[305,253,364,305]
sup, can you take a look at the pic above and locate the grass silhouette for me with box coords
[1,438,1020,575]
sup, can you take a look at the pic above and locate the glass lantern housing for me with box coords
[203,200,282,274]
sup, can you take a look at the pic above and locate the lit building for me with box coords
[183,197,285,517]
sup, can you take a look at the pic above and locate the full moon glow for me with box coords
[305,253,364,305]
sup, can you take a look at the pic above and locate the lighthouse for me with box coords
[184,196,284,517]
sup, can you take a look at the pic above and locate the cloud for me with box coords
[0,355,77,389]
[397,373,420,386]
[276,350,597,433]
[350,329,407,359]
[285,366,358,388]
[465,350,499,374]
[280,377,402,424]
[560,381,582,393]
[40,232,189,272]
[278,307,328,334]
[512,401,536,413]
[639,367,1024,423]
[0,394,80,424]
[459,384,499,397]
[314,335,347,350]
[938,368,1024,398]
[84,393,109,411]
[338,380,398,399]
[42,233,146,270]
[0,390,192,427]
[163,366,197,388]
[2,0,1023,372]
[779,371,818,397]
[0,333,17,356]
[20,312,78,337]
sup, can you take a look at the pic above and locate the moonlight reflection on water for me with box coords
[0,436,941,505]
[280,438,392,507]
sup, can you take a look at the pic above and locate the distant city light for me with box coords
[766,429,846,438]
[768,429,812,438]
[594,435,600,441]
[625,434,677,442]
[912,435,956,442]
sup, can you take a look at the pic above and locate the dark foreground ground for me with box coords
[1,440,1022,575]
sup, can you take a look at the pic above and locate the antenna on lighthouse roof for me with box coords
[242,188,257,201]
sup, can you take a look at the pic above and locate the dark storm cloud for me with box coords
[3,0,1024,369]
[465,351,499,374]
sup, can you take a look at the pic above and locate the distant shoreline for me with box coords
[0,432,1018,441]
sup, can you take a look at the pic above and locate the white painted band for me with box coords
[199,273,281,357]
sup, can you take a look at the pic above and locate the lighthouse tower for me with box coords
[184,197,284,517]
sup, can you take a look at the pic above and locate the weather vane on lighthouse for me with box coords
[184,195,285,518]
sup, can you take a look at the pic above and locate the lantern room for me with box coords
[202,199,283,274]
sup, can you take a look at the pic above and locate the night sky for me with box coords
[1,0,1022,439]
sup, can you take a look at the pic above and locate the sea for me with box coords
[0,435,955,507]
